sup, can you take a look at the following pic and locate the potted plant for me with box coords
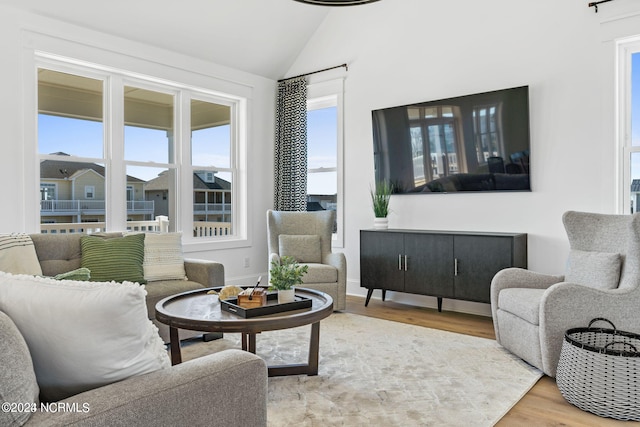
[370,180,393,229]
[269,256,309,303]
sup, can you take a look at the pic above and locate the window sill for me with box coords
[182,236,250,253]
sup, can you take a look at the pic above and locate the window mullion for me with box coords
[178,91,192,236]
[107,76,127,231]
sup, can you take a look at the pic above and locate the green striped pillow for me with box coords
[80,234,146,284]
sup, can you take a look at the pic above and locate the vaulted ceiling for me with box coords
[4,0,332,80]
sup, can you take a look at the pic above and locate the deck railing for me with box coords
[193,222,232,237]
[40,218,233,237]
[40,216,169,234]
[40,200,155,214]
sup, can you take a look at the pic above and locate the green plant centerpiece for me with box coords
[269,256,309,291]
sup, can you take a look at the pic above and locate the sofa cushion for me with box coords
[0,311,39,427]
[301,263,338,283]
[141,232,187,282]
[279,235,321,263]
[565,249,621,290]
[0,233,42,276]
[81,233,146,284]
[144,279,206,320]
[31,233,123,277]
[498,288,546,325]
[0,272,170,402]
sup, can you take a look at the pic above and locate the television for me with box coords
[371,86,531,194]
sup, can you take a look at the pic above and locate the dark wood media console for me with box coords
[360,229,527,310]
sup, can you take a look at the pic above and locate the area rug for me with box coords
[179,313,542,426]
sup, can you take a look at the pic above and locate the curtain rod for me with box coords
[588,0,613,13]
[277,63,348,82]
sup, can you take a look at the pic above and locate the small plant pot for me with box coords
[278,287,296,304]
[374,217,389,229]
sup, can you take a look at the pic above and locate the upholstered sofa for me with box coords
[0,308,268,427]
[29,232,224,343]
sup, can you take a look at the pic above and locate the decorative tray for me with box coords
[221,292,312,318]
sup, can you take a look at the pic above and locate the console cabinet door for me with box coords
[404,233,454,298]
[360,231,405,292]
[453,235,514,303]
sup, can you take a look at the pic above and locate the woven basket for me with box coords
[556,318,640,421]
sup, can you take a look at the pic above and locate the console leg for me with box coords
[382,289,387,301]
[437,297,443,312]
[364,288,374,306]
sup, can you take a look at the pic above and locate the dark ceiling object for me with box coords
[588,0,613,13]
[293,0,380,6]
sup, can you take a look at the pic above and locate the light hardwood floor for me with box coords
[345,295,636,427]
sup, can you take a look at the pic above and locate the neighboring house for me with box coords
[632,179,640,213]
[144,170,232,223]
[40,153,152,224]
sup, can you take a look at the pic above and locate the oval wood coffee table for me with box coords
[155,287,333,377]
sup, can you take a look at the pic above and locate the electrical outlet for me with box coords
[243,257,250,268]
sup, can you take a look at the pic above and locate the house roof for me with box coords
[144,170,231,191]
[40,154,145,182]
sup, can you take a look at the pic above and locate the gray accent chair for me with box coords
[267,210,346,310]
[0,310,267,427]
[491,211,640,377]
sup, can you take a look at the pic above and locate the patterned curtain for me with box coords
[274,77,307,211]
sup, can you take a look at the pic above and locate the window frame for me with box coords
[34,54,248,247]
[306,79,345,248]
[616,37,640,214]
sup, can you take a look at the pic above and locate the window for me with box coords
[307,101,337,215]
[473,104,502,164]
[306,78,344,246]
[40,183,56,201]
[617,39,640,214]
[191,98,234,236]
[84,186,95,199]
[37,57,245,240]
[408,106,464,184]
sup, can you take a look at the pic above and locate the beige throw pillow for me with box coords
[279,235,322,263]
[0,233,42,276]
[141,232,187,282]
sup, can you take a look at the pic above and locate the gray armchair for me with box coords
[491,211,640,377]
[267,210,346,310]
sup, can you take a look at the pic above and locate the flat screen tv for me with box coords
[371,86,530,194]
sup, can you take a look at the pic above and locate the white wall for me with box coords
[286,0,640,314]
[0,4,275,285]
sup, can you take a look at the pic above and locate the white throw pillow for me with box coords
[565,249,622,290]
[0,272,170,402]
[141,232,187,282]
[0,233,42,276]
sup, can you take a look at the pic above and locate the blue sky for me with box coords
[307,106,337,195]
[38,115,231,181]
[39,105,338,193]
